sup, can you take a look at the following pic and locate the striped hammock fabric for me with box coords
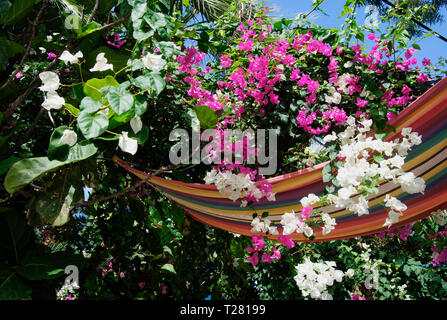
[114,77,447,242]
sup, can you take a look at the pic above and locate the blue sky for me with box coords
[266,0,447,66]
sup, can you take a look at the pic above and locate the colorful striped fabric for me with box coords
[114,77,447,242]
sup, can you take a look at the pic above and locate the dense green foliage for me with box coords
[0,0,446,300]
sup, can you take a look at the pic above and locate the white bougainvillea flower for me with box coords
[90,53,113,72]
[41,91,65,110]
[431,210,446,226]
[59,50,83,65]
[39,71,60,92]
[118,131,138,155]
[300,193,320,207]
[60,129,78,146]
[142,53,164,71]
[130,116,143,134]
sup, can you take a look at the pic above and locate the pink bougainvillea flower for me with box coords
[271,247,281,260]
[397,224,412,241]
[15,71,23,79]
[417,72,431,84]
[301,206,313,219]
[405,48,416,59]
[220,55,232,68]
[236,23,246,31]
[278,235,295,249]
[47,52,57,60]
[252,235,265,251]
[367,33,376,40]
[422,58,431,66]
[246,252,259,266]
[356,97,368,108]
[261,253,273,264]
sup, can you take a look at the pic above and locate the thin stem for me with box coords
[87,0,100,23]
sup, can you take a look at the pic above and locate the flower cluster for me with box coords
[39,71,65,110]
[38,50,144,155]
[323,117,425,227]
[245,235,281,266]
[204,165,275,205]
[293,258,345,300]
[378,224,413,241]
[56,279,79,300]
[277,194,337,241]
[359,243,381,290]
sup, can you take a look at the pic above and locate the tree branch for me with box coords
[87,0,100,23]
[381,0,447,43]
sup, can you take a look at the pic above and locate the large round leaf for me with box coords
[78,111,109,139]
[106,87,134,116]
[3,142,97,194]
[83,76,119,101]
[80,96,102,114]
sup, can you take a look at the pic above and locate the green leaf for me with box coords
[0,271,31,300]
[78,111,109,139]
[17,257,64,280]
[374,131,388,140]
[133,29,154,42]
[143,9,168,29]
[77,21,102,38]
[194,105,218,129]
[17,251,84,280]
[322,164,333,183]
[107,109,133,130]
[64,103,80,117]
[163,246,173,256]
[4,157,66,194]
[47,126,70,161]
[0,0,39,25]
[134,95,147,117]
[83,76,119,101]
[106,87,134,116]
[134,71,166,96]
[66,140,98,162]
[32,166,84,226]
[149,205,163,225]
[161,263,176,274]
[72,84,85,102]
[0,156,20,176]
[130,1,146,21]
[80,96,102,114]
[0,1,12,20]
[0,209,35,263]
[0,37,24,71]
[128,125,149,145]
[156,41,180,59]
[4,141,97,194]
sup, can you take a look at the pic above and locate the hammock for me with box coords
[114,77,447,242]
